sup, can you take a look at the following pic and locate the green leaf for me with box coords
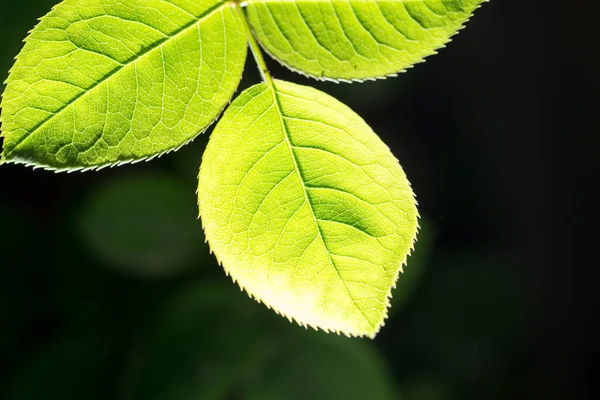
[197,79,419,337]
[0,0,246,170]
[246,0,485,81]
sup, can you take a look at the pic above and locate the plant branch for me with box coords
[236,3,272,84]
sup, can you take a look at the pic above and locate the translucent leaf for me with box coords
[246,0,485,81]
[198,79,419,337]
[0,0,246,170]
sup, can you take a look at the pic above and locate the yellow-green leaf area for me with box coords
[198,79,418,337]
[0,0,246,170]
[246,0,485,81]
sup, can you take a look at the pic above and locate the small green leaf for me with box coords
[246,0,485,81]
[198,79,418,337]
[0,0,246,170]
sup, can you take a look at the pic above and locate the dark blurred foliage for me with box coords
[1,1,593,399]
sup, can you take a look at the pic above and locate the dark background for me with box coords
[1,1,593,399]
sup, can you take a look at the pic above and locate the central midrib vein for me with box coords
[237,1,375,330]
[7,1,229,154]
[270,83,375,331]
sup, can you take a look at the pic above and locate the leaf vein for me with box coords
[5,1,228,155]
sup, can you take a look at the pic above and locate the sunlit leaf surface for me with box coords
[198,80,418,337]
[0,0,246,170]
[247,0,485,81]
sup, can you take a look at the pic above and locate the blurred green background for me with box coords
[1,1,583,399]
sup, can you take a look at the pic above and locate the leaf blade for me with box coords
[198,80,418,337]
[246,0,485,81]
[0,0,247,170]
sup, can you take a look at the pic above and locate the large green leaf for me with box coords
[0,0,246,170]
[246,0,485,81]
[198,79,418,337]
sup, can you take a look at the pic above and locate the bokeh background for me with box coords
[1,1,589,399]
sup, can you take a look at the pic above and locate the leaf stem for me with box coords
[235,3,272,83]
